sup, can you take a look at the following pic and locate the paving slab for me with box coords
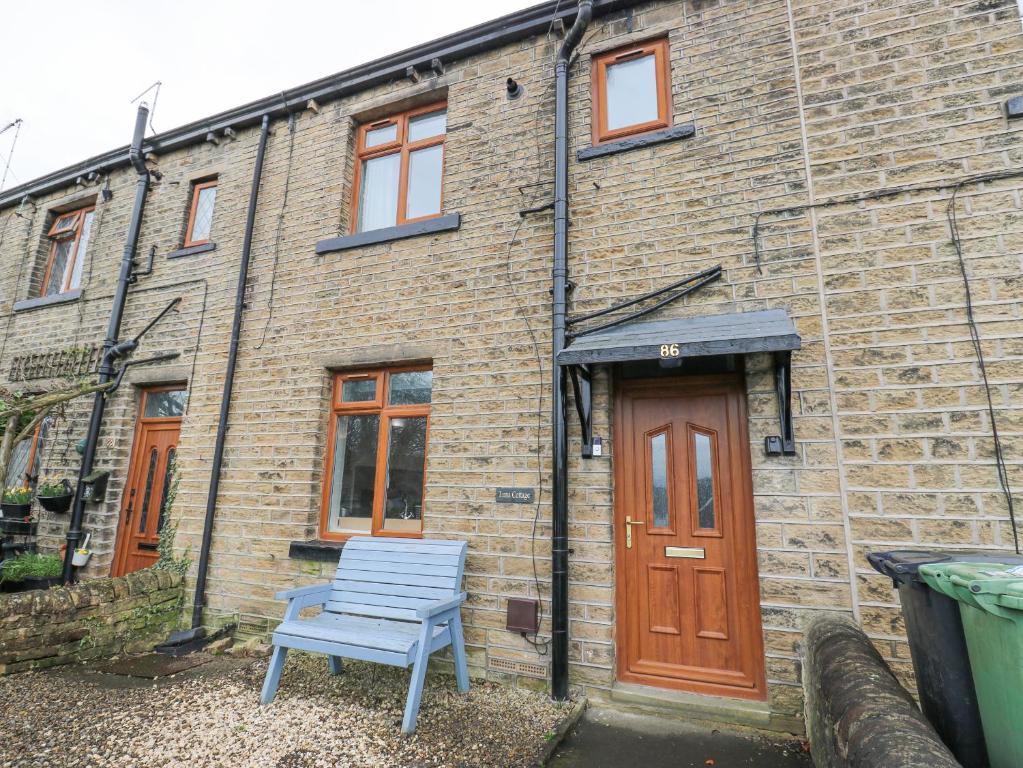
[549,706,811,768]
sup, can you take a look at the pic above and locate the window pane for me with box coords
[650,432,669,528]
[327,414,380,532]
[388,371,432,405]
[144,390,187,418]
[365,123,397,148]
[5,437,32,488]
[357,152,400,232]
[190,185,217,242]
[157,447,176,534]
[605,53,659,131]
[52,212,78,233]
[382,416,427,532]
[694,432,716,529]
[407,110,446,142]
[69,211,93,291]
[405,144,443,220]
[342,378,376,402]
[45,240,74,296]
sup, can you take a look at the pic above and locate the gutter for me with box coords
[0,0,640,210]
[189,114,271,630]
[550,0,593,702]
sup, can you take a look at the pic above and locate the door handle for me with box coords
[625,516,645,549]
[125,488,136,525]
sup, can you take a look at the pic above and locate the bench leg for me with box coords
[327,655,343,676]
[449,613,469,693]
[402,624,434,735]
[260,645,289,705]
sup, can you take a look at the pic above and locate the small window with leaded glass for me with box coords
[41,206,94,297]
[183,178,217,247]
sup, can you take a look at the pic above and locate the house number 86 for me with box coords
[660,344,680,358]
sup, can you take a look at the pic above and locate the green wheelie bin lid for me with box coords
[918,561,1023,768]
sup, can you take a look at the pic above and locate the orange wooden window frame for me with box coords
[40,206,94,297]
[319,366,432,541]
[349,102,447,233]
[591,38,672,145]
[183,179,218,247]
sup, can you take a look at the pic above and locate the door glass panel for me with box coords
[364,123,397,148]
[694,431,716,530]
[650,431,669,528]
[605,53,658,131]
[405,144,443,220]
[357,152,400,232]
[341,378,376,402]
[137,448,159,534]
[407,110,446,142]
[388,371,432,405]
[382,415,427,532]
[144,390,187,418]
[326,414,380,532]
[157,447,176,534]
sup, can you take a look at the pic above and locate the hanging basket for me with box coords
[0,502,32,519]
[37,493,73,514]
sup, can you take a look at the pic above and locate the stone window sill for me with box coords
[289,540,345,562]
[315,213,461,255]
[13,289,83,313]
[577,123,696,161]
[167,242,216,259]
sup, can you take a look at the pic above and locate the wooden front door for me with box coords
[112,387,184,576]
[614,375,766,699]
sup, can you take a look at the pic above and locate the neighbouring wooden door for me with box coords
[614,375,766,700]
[112,387,185,577]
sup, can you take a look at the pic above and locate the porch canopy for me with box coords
[556,308,800,366]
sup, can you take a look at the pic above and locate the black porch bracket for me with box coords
[568,364,594,458]
[765,350,796,456]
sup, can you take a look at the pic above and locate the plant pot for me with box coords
[37,493,73,514]
[0,502,32,518]
[22,575,61,591]
[0,518,37,536]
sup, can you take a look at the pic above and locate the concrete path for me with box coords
[549,706,811,768]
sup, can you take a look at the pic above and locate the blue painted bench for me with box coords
[259,536,469,734]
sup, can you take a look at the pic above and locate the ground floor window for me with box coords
[320,366,432,539]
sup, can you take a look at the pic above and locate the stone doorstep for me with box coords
[608,682,804,738]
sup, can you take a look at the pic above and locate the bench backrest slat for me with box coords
[328,537,467,623]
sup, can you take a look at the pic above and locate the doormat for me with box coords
[90,652,213,679]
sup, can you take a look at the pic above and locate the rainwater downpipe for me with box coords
[61,105,150,585]
[190,114,270,629]
[551,0,592,702]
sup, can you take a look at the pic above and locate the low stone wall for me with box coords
[0,569,183,674]
[802,616,959,768]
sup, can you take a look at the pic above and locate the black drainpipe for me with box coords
[190,114,270,629]
[61,105,150,585]
[551,0,592,701]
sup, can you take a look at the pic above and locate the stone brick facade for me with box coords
[0,0,1020,727]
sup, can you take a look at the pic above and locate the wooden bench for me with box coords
[259,536,469,734]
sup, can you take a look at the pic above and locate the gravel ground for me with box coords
[0,654,571,768]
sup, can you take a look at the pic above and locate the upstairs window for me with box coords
[592,39,671,144]
[41,206,94,297]
[352,103,446,233]
[184,179,217,246]
[321,366,433,539]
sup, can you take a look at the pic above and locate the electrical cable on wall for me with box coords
[752,168,1023,554]
[256,110,297,350]
[0,118,23,192]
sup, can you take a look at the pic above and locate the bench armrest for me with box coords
[417,592,466,619]
[275,583,331,602]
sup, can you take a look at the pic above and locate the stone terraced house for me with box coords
[0,0,1021,733]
